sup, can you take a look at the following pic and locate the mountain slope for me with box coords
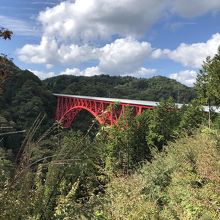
[44,74,196,103]
[0,58,55,128]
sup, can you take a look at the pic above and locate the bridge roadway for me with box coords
[54,93,220,113]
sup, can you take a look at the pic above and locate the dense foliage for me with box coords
[0,57,55,153]
[0,58,196,151]
[0,59,55,128]
[102,128,220,219]
[44,74,195,103]
[0,98,209,219]
[196,46,220,105]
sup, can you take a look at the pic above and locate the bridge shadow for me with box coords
[68,109,101,135]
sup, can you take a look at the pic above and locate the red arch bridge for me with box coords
[54,93,219,128]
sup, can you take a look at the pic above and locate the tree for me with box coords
[0,27,13,40]
[0,27,13,94]
[177,100,205,134]
[195,47,220,106]
[146,98,180,149]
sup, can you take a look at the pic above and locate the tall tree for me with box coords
[0,27,13,94]
[195,47,220,106]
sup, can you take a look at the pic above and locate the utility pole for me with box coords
[208,97,211,129]
[177,88,180,103]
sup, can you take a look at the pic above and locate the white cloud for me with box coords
[29,69,56,79]
[60,66,102,76]
[31,65,156,80]
[58,44,99,64]
[18,36,99,66]
[121,67,157,78]
[99,37,153,74]
[169,70,197,87]
[18,0,167,68]
[17,0,220,79]
[151,48,169,59]
[82,67,102,76]
[19,37,155,75]
[18,37,57,64]
[38,0,167,42]
[36,0,220,43]
[30,66,103,79]
[154,33,220,68]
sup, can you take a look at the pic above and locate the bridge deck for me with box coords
[53,93,220,113]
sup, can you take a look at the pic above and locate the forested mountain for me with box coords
[44,74,196,103]
[1,50,220,220]
[0,58,195,131]
[0,58,196,140]
[0,58,55,129]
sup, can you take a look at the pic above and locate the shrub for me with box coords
[102,128,220,219]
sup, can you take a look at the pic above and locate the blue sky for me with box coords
[0,0,220,86]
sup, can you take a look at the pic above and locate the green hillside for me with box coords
[0,58,195,131]
[0,58,55,129]
[1,49,220,220]
[44,74,196,103]
[0,58,196,140]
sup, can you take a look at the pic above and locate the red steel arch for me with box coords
[55,94,155,128]
[60,106,104,128]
